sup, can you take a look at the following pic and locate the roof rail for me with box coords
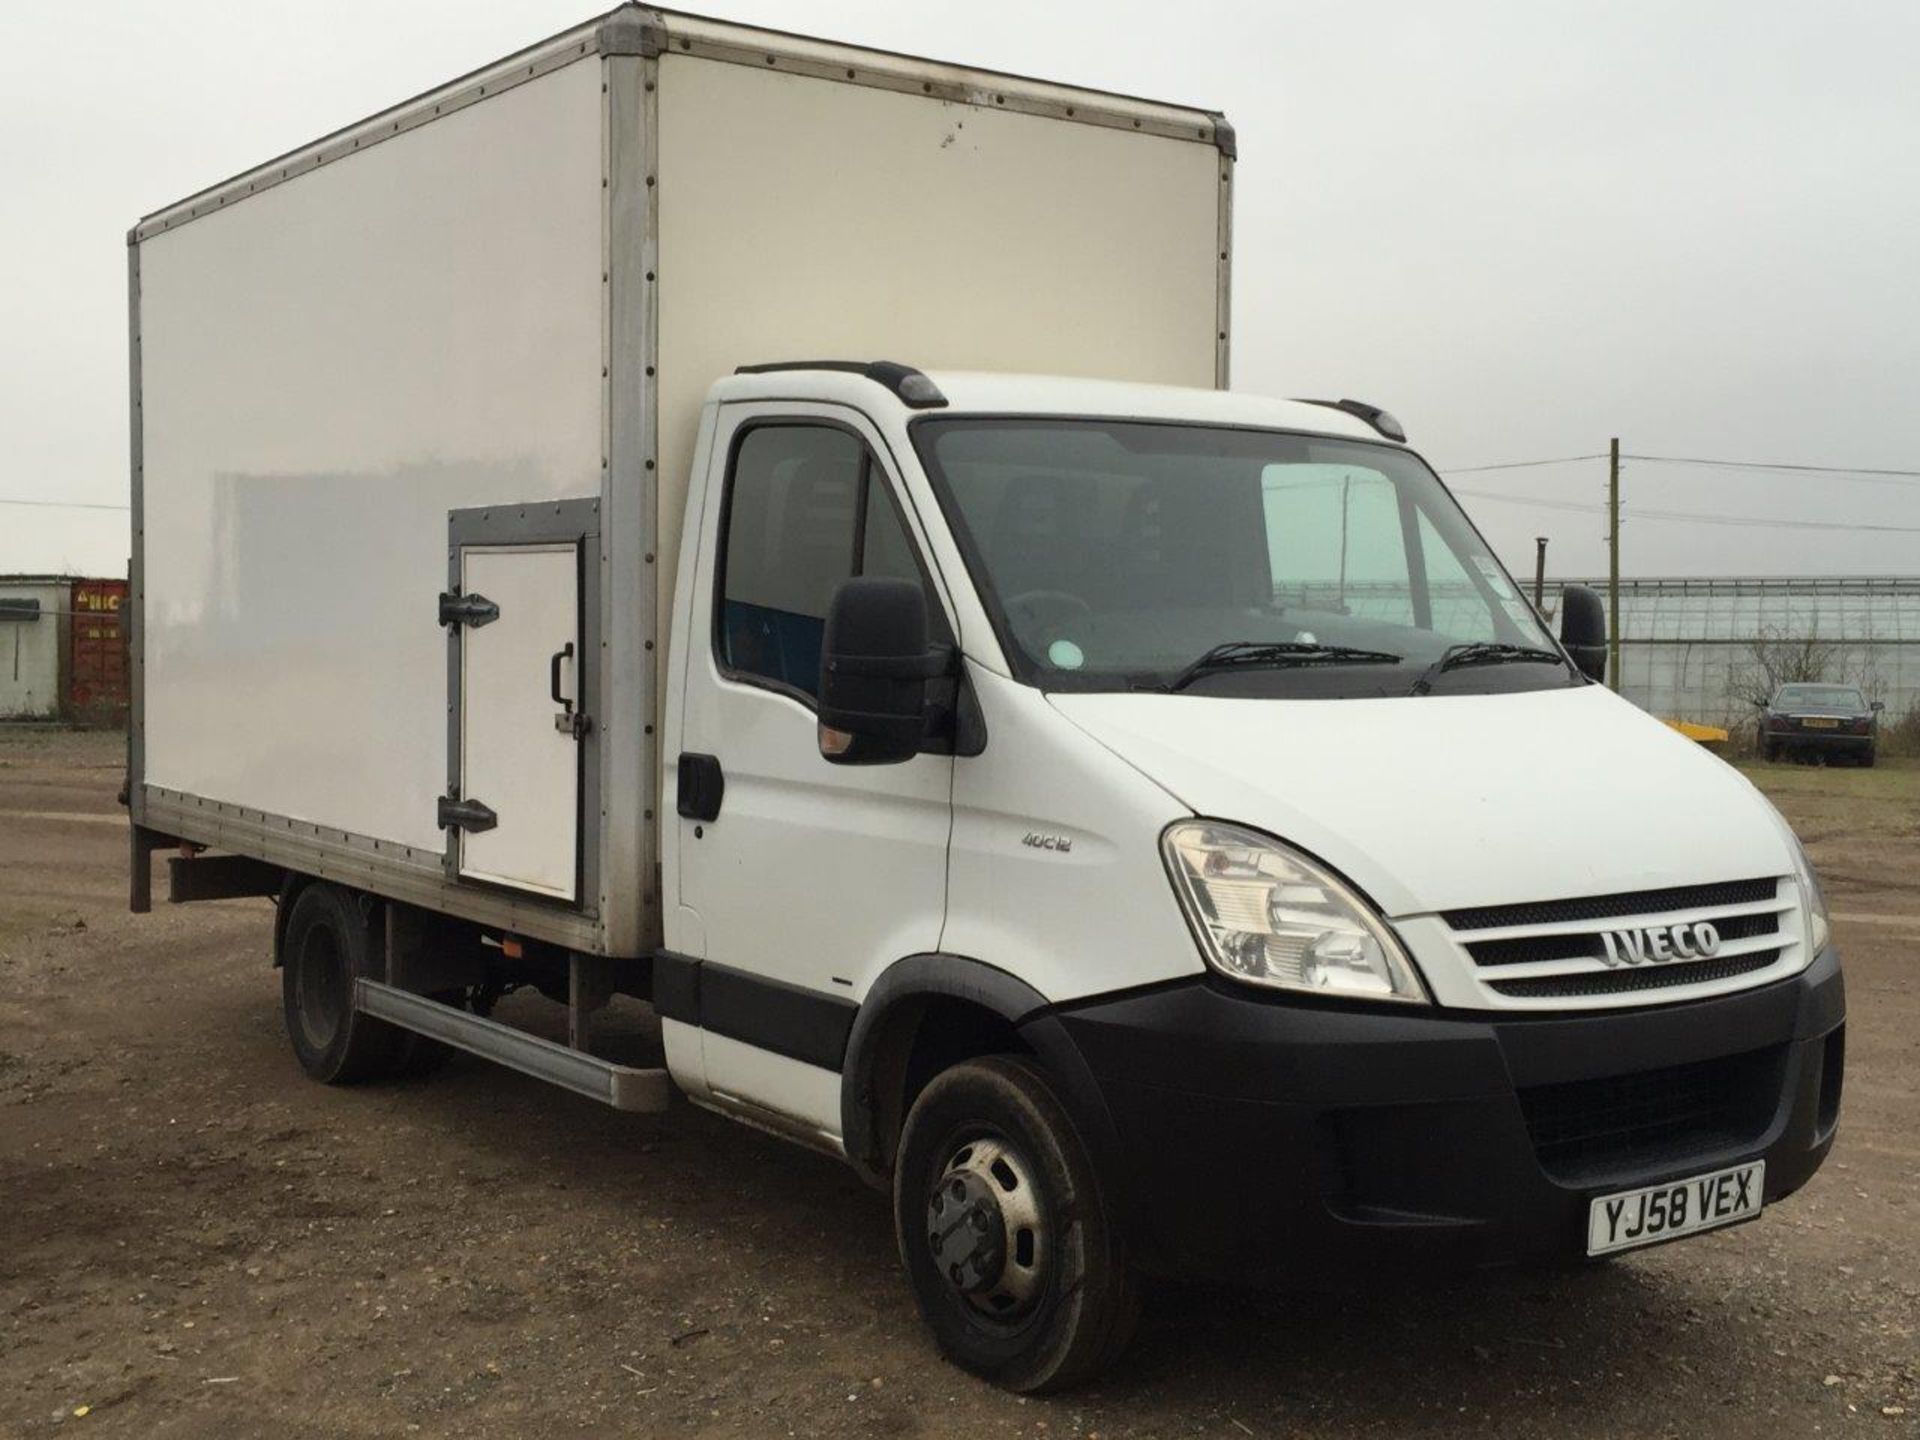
[734,360,948,409]
[1294,397,1406,443]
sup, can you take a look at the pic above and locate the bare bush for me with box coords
[1726,628,1843,712]
[1881,706,1920,758]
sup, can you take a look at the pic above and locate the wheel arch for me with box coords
[841,954,1123,1194]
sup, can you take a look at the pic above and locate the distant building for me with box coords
[0,574,129,723]
[1543,576,1920,725]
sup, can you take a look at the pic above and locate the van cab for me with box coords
[655,365,1844,1388]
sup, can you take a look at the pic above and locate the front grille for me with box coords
[1518,1044,1784,1181]
[1467,910,1781,969]
[1445,877,1777,932]
[1488,949,1781,999]
[1441,875,1796,1006]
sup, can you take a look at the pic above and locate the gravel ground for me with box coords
[1,728,1914,1437]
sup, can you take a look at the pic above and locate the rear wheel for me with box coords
[892,1056,1138,1393]
[1763,742,1779,762]
[280,884,409,1083]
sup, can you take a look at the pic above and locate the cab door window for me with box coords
[716,424,939,702]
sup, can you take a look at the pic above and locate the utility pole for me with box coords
[1533,536,1548,611]
[1607,438,1621,691]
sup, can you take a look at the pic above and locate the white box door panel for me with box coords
[458,543,581,899]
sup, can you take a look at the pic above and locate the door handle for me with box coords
[550,642,575,713]
[677,753,724,821]
[549,642,589,738]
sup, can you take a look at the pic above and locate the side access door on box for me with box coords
[439,499,601,907]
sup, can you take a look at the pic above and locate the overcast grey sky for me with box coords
[3,0,1917,578]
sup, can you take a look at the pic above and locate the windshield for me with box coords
[913,418,1573,698]
[1776,684,1866,710]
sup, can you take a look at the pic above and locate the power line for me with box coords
[0,496,129,511]
[1441,454,1607,474]
[1452,485,1920,534]
[1626,453,1920,480]
[1441,453,1920,488]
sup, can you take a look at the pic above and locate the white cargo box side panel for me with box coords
[652,55,1226,625]
[139,58,606,858]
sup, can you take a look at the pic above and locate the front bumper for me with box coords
[1771,728,1872,754]
[1049,947,1845,1285]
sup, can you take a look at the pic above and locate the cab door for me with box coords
[672,405,954,1141]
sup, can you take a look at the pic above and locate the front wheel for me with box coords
[892,1056,1138,1393]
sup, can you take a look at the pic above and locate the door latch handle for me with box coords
[550,642,575,711]
[548,642,590,739]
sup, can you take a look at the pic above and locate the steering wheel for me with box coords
[1004,589,1093,631]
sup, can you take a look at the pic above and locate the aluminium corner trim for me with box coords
[139,784,610,954]
[126,238,145,817]
[649,7,1220,146]
[132,16,607,242]
[597,41,663,955]
[597,6,665,57]
[132,4,1226,244]
[1207,112,1237,159]
[1215,142,1234,390]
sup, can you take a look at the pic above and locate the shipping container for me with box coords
[68,577,128,719]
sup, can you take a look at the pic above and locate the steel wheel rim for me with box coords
[926,1133,1049,1321]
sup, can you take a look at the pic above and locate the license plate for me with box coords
[1586,1160,1764,1256]
[1802,718,1839,729]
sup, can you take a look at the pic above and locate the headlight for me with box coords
[1787,832,1831,955]
[1161,821,1427,1004]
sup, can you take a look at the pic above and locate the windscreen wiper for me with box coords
[1159,641,1403,694]
[1408,642,1565,696]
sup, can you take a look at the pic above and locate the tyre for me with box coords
[892,1055,1138,1393]
[280,884,409,1084]
[1860,748,1877,768]
[395,1030,453,1077]
[1763,743,1779,763]
[394,991,471,1076]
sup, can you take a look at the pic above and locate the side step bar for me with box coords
[356,979,671,1113]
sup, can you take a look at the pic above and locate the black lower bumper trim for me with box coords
[1047,949,1844,1285]
[1769,732,1872,755]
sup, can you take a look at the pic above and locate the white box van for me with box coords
[127,4,1845,1393]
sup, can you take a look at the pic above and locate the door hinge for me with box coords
[438,590,500,628]
[437,795,498,833]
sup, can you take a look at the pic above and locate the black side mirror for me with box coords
[1872,700,1885,713]
[1559,584,1608,683]
[818,577,950,765]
